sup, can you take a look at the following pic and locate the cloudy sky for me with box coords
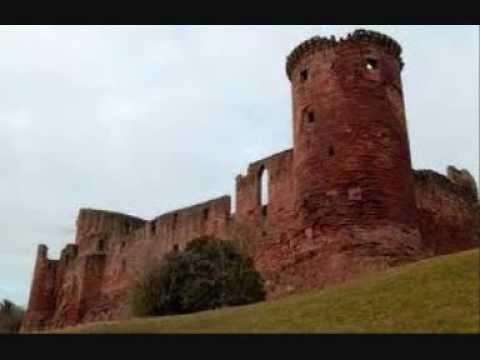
[0,25,478,306]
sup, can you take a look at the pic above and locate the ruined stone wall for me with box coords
[21,29,480,332]
[414,168,479,256]
[22,245,58,331]
[75,209,146,256]
[235,150,296,274]
[22,196,235,331]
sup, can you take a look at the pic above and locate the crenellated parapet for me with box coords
[286,29,403,80]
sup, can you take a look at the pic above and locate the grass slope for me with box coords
[60,249,480,333]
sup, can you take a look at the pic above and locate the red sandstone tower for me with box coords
[286,30,424,276]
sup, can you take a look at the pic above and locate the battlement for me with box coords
[286,29,403,80]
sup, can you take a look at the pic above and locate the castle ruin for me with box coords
[21,29,479,332]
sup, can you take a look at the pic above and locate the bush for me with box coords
[130,237,266,317]
[0,299,25,333]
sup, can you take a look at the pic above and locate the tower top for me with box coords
[286,29,403,80]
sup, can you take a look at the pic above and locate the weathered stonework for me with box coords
[21,29,479,332]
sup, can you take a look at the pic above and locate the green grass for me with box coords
[58,249,480,333]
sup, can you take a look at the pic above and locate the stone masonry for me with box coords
[21,29,479,332]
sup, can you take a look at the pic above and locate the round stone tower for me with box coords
[286,29,423,270]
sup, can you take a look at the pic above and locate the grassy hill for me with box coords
[59,249,479,333]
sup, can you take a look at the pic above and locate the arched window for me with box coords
[259,165,269,206]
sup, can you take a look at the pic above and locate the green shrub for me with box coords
[0,299,25,333]
[130,237,266,317]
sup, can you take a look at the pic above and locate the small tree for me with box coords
[130,237,266,317]
[0,299,25,333]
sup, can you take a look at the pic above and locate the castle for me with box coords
[21,29,479,332]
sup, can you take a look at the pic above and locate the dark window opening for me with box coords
[173,244,179,252]
[173,213,178,229]
[300,69,309,82]
[97,239,105,252]
[262,205,268,217]
[121,241,126,249]
[365,58,378,71]
[303,199,309,208]
[151,221,156,235]
[328,145,335,157]
[262,231,267,237]
[203,208,209,222]
[307,111,315,123]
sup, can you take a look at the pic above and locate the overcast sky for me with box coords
[0,25,478,306]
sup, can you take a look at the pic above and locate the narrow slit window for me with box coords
[328,145,335,157]
[173,244,179,252]
[173,213,178,229]
[203,208,209,222]
[300,69,309,82]
[97,239,104,252]
[307,111,315,123]
[262,205,268,217]
[151,221,156,235]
